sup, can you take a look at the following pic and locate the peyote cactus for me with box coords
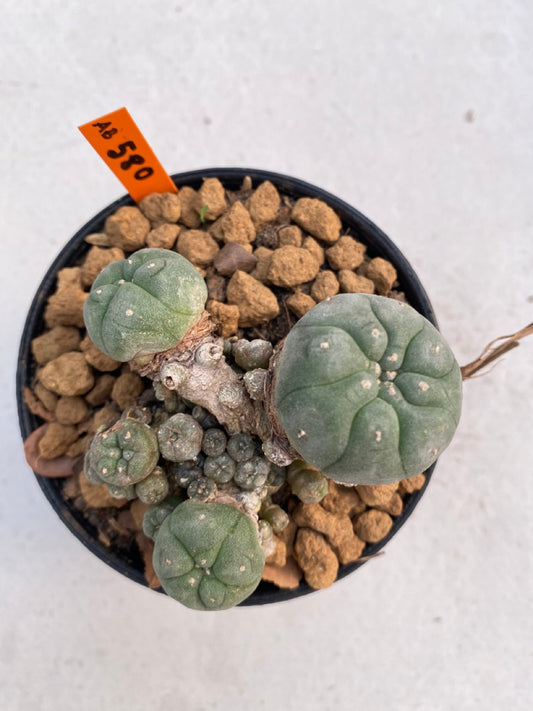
[84,417,159,488]
[150,500,265,611]
[274,294,463,485]
[83,248,207,361]
[22,163,532,617]
[79,248,467,611]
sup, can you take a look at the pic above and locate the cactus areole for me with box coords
[273,294,462,485]
[83,248,207,361]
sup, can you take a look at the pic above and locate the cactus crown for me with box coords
[274,293,462,485]
[83,248,207,361]
[152,500,265,611]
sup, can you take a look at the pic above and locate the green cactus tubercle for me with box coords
[84,418,159,487]
[83,248,208,361]
[152,500,265,611]
[274,293,462,485]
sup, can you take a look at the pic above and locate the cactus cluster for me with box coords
[80,247,463,611]
[85,392,288,510]
[84,418,166,504]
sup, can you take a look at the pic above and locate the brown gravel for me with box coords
[326,235,366,270]
[44,269,87,328]
[210,201,256,245]
[226,270,279,327]
[80,246,125,288]
[33,383,58,413]
[213,243,258,276]
[38,421,79,459]
[111,371,145,410]
[249,246,274,283]
[294,529,338,589]
[31,326,81,366]
[198,178,227,220]
[176,229,220,268]
[365,257,398,295]
[285,292,316,318]
[399,473,426,495]
[177,186,202,228]
[85,374,116,407]
[104,206,150,251]
[246,181,281,228]
[356,483,398,508]
[267,245,320,287]
[55,396,90,425]
[291,197,341,244]
[310,270,339,301]
[39,352,94,396]
[146,223,180,249]
[278,225,302,247]
[337,270,375,294]
[139,192,181,224]
[353,509,394,543]
[321,480,366,517]
[292,503,365,566]
[206,300,240,338]
[80,335,120,372]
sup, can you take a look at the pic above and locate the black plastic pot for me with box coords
[17,167,437,606]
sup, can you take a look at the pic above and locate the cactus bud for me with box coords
[201,428,227,457]
[234,457,270,491]
[187,476,217,501]
[287,460,328,503]
[232,339,273,370]
[260,503,290,533]
[143,494,184,539]
[157,413,203,462]
[135,466,169,505]
[226,433,256,462]
[203,453,236,484]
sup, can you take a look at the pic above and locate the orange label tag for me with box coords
[78,107,177,203]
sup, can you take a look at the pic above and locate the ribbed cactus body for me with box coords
[83,248,207,361]
[274,294,462,485]
[152,500,265,610]
[84,418,159,487]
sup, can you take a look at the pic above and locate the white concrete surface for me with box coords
[1,1,532,709]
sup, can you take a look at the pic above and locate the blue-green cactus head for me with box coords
[274,294,462,485]
[152,500,265,610]
[83,248,208,361]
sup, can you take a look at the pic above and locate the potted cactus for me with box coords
[21,168,523,611]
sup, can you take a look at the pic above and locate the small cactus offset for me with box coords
[84,417,160,488]
[83,248,207,361]
[286,460,329,503]
[150,500,265,611]
[274,293,462,485]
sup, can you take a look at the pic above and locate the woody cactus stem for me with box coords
[149,333,270,440]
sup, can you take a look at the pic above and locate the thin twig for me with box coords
[356,551,386,564]
[461,322,533,380]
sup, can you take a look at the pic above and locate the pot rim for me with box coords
[17,167,437,606]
